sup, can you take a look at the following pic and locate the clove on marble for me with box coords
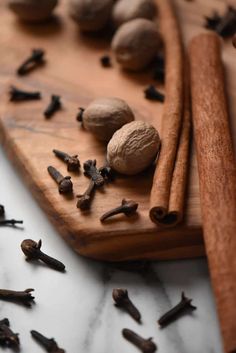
[122,328,157,353]
[113,288,141,323]
[21,239,66,272]
[158,292,197,327]
[0,205,5,217]
[0,288,34,307]
[0,318,19,348]
[0,219,23,226]
[31,330,65,353]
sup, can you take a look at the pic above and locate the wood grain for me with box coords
[189,32,236,353]
[0,0,235,261]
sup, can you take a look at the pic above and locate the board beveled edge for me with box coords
[0,118,204,261]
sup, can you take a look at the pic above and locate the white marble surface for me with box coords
[0,146,223,353]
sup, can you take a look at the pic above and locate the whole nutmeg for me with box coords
[112,0,157,28]
[69,0,113,32]
[7,0,58,22]
[81,97,135,142]
[111,18,161,71]
[107,121,160,175]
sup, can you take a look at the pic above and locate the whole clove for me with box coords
[76,180,96,210]
[53,149,80,172]
[100,55,112,68]
[31,330,65,353]
[204,11,221,30]
[44,95,61,119]
[204,6,236,37]
[21,239,66,272]
[153,55,165,82]
[9,86,41,102]
[0,318,19,348]
[0,288,34,307]
[144,85,165,102]
[76,107,85,123]
[83,160,104,187]
[113,288,141,323]
[158,292,197,327]
[215,6,236,37]
[0,205,5,217]
[100,199,138,222]
[17,48,45,76]
[99,165,114,182]
[0,219,23,226]
[47,166,73,194]
[122,328,157,353]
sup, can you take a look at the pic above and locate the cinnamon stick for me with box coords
[150,0,188,226]
[189,32,236,353]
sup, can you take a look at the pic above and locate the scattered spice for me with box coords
[21,239,66,272]
[100,55,112,67]
[17,49,45,76]
[83,160,105,187]
[0,205,5,217]
[158,292,197,327]
[0,318,19,348]
[205,6,236,37]
[99,165,114,182]
[113,288,141,323]
[76,180,96,210]
[44,95,61,119]
[0,288,34,307]
[0,219,23,226]
[122,328,157,353]
[53,149,80,172]
[144,85,165,102]
[47,166,73,194]
[233,33,236,47]
[153,55,165,82]
[9,86,41,102]
[76,107,85,123]
[215,6,236,37]
[204,11,221,30]
[31,330,65,353]
[100,199,138,222]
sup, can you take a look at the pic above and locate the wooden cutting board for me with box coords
[0,0,235,261]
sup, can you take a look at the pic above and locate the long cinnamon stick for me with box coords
[189,32,236,353]
[150,0,188,226]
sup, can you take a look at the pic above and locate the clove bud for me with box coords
[0,318,19,348]
[113,288,141,323]
[100,199,138,222]
[21,239,66,272]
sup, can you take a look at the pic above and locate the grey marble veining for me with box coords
[0,147,223,353]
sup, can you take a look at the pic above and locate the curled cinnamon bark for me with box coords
[150,0,189,227]
[189,32,236,353]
